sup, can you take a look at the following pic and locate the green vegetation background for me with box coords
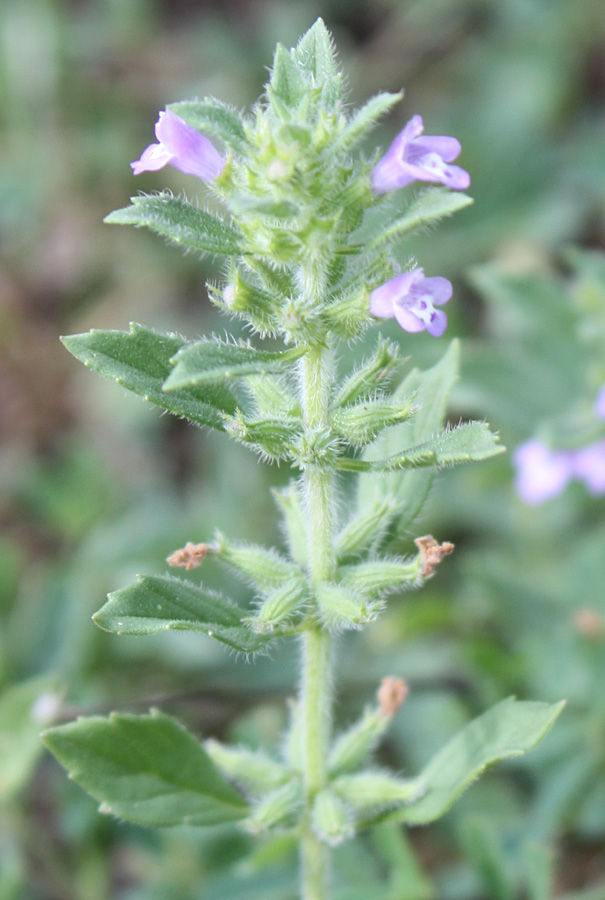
[1,0,604,897]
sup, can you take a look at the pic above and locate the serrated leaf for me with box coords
[382,699,565,826]
[42,710,248,827]
[94,574,271,654]
[168,98,248,151]
[293,18,341,106]
[164,339,304,391]
[62,324,237,430]
[335,92,403,155]
[358,340,459,530]
[370,188,473,251]
[104,193,242,257]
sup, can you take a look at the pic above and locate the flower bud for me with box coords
[334,338,400,408]
[271,481,308,567]
[315,582,381,630]
[251,577,308,633]
[335,497,401,560]
[331,398,416,448]
[215,533,301,590]
[328,708,388,776]
[312,788,354,846]
[245,781,301,834]
[338,556,422,598]
[222,409,300,461]
[332,770,423,812]
[205,739,290,795]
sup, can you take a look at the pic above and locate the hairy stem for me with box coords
[299,325,335,898]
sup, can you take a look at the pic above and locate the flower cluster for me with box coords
[514,387,605,504]
[131,110,469,339]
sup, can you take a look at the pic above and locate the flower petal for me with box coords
[513,440,573,504]
[369,271,418,317]
[414,135,461,162]
[418,276,452,307]
[131,142,172,175]
[393,304,425,333]
[425,308,448,337]
[155,110,225,181]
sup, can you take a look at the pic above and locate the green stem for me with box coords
[299,338,335,899]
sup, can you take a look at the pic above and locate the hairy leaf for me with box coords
[62,324,237,430]
[105,193,242,256]
[293,18,341,106]
[358,340,459,529]
[94,574,271,654]
[335,92,403,155]
[164,339,304,390]
[42,710,248,827]
[371,188,473,251]
[380,699,565,826]
[340,421,503,472]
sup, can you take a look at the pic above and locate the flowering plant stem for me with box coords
[300,307,334,898]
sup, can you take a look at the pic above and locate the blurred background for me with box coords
[1,0,605,898]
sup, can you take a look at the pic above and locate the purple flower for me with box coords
[595,385,605,420]
[572,441,605,495]
[131,110,226,181]
[513,440,574,505]
[370,268,452,337]
[372,115,470,195]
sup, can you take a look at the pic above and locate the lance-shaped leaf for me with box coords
[375,698,565,827]
[94,574,271,654]
[358,340,459,529]
[334,92,403,155]
[164,338,304,391]
[168,98,248,152]
[293,18,341,106]
[370,188,473,251]
[105,193,243,257]
[62,324,237,430]
[42,710,249,827]
[339,421,503,472]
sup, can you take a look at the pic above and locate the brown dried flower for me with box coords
[414,534,454,576]
[377,676,408,718]
[166,542,216,571]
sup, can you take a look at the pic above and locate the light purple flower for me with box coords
[572,441,605,495]
[595,385,605,420]
[131,110,226,181]
[370,268,452,337]
[513,440,574,505]
[371,115,470,195]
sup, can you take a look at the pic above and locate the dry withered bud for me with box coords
[377,676,408,718]
[166,542,216,571]
[573,607,603,638]
[414,534,454,576]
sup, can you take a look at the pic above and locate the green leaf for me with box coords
[62,324,237,430]
[164,338,304,391]
[269,44,306,109]
[293,18,341,106]
[42,710,248,827]
[0,676,60,798]
[370,188,473,251]
[335,92,403,155]
[358,340,459,530]
[104,193,242,257]
[168,98,248,151]
[340,421,503,472]
[383,698,565,826]
[93,574,271,654]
